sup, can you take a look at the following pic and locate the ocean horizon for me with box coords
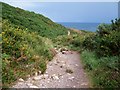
[57,22,101,32]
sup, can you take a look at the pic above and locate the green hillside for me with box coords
[2,2,68,39]
[1,2,69,87]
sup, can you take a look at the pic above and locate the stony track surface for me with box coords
[12,51,90,88]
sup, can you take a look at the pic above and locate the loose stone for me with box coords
[29,85,38,88]
[19,78,24,82]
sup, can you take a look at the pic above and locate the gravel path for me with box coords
[12,51,90,88]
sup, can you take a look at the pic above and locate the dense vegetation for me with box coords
[83,19,120,57]
[2,20,54,87]
[2,2,68,39]
[81,19,120,88]
[1,2,120,88]
[81,50,119,88]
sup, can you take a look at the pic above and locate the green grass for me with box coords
[81,50,120,88]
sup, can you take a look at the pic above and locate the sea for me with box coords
[57,22,101,32]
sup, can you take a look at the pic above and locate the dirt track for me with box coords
[13,51,90,88]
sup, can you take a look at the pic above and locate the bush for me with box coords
[83,18,120,57]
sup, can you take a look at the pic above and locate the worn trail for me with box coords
[13,51,90,88]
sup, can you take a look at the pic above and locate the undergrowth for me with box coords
[81,50,120,88]
[2,20,54,87]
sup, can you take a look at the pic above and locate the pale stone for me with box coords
[67,73,71,75]
[62,51,66,54]
[38,71,42,74]
[44,74,48,78]
[61,61,65,63]
[73,86,76,88]
[19,78,24,82]
[28,78,31,80]
[40,84,43,86]
[62,64,66,66]
[68,77,75,80]
[29,85,38,88]
[45,71,48,74]
[38,74,47,79]
[66,85,69,87]
[42,86,46,88]
[47,78,50,81]
[58,80,60,82]
[47,80,50,83]
[27,83,33,86]
[35,72,38,76]
[26,65,29,67]
[54,76,59,80]
[51,74,59,80]
[33,76,41,80]
[81,83,88,85]
[75,64,78,67]
[71,77,75,79]
[61,76,64,78]
[58,73,62,76]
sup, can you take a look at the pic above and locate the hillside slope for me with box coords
[2,20,54,87]
[1,2,69,87]
[2,2,68,39]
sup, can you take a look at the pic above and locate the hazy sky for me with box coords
[1,0,119,23]
[1,0,119,2]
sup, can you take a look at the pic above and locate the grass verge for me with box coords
[80,50,120,88]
